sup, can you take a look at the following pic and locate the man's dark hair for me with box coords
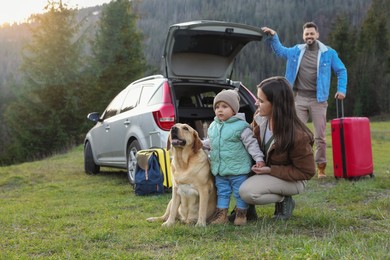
[303,22,318,31]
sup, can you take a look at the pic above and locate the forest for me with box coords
[0,0,389,165]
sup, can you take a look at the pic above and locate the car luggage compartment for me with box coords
[177,107,213,139]
[173,82,256,140]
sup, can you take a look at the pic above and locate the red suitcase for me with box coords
[331,100,374,179]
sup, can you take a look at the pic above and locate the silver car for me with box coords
[84,20,263,185]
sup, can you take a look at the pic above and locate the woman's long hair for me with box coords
[257,76,313,153]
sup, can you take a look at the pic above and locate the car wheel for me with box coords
[84,142,100,174]
[127,140,141,185]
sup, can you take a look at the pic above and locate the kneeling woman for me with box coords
[239,76,316,220]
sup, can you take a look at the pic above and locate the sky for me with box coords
[0,0,112,25]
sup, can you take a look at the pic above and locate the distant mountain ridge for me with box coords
[0,0,372,95]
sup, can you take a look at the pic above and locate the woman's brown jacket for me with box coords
[252,114,316,181]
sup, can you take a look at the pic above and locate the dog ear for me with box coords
[192,131,203,153]
[166,134,171,151]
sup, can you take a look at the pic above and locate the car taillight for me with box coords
[152,82,175,131]
[153,104,175,131]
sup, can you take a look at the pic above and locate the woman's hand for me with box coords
[251,165,271,174]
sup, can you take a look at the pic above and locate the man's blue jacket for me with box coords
[266,34,347,103]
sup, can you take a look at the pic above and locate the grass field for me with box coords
[0,122,389,259]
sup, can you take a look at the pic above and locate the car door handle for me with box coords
[105,125,110,132]
[124,120,131,127]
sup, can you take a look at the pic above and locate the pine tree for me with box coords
[91,0,147,113]
[353,0,389,116]
[4,1,85,162]
[327,15,357,118]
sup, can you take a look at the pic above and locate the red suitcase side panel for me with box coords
[331,117,373,178]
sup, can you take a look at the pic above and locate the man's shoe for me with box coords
[317,163,327,178]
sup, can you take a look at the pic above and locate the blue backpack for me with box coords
[134,151,164,196]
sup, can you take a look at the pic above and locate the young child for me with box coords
[202,89,265,226]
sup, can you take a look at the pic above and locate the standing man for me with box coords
[261,22,347,178]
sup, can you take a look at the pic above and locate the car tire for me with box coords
[84,141,100,174]
[127,140,141,186]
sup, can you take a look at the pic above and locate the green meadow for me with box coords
[0,121,389,259]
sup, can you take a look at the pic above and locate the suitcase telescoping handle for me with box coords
[336,99,344,118]
[335,98,347,178]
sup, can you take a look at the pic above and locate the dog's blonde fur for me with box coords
[146,123,216,227]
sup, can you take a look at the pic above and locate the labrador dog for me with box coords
[146,123,216,227]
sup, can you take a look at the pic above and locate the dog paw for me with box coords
[183,219,197,225]
[146,217,157,222]
[195,221,206,227]
[162,221,175,227]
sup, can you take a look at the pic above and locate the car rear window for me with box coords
[148,83,164,106]
[121,86,141,113]
[140,84,158,104]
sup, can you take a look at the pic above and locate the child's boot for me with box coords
[233,208,247,226]
[228,204,257,223]
[210,208,228,225]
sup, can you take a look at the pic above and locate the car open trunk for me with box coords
[171,81,257,139]
[163,20,263,82]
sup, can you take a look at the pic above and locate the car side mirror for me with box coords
[87,112,101,123]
